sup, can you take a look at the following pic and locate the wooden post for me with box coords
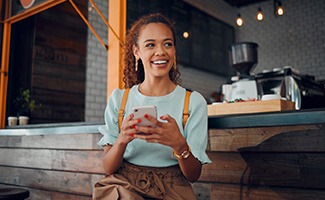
[0,22,11,128]
[107,0,126,97]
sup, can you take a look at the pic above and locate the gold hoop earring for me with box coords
[135,57,139,71]
[173,56,177,70]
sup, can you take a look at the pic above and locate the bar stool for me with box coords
[0,187,30,200]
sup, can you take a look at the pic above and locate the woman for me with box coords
[93,13,211,200]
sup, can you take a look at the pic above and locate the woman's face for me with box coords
[133,22,176,80]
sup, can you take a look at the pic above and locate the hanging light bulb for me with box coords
[256,7,264,21]
[183,31,190,39]
[275,1,284,16]
[236,14,244,27]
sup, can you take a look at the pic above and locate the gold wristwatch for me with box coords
[173,146,191,159]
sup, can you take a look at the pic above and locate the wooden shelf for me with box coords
[208,100,295,116]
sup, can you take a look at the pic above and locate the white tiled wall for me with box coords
[236,0,325,80]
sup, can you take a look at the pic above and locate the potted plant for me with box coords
[13,89,41,125]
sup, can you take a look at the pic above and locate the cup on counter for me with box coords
[19,116,29,125]
[8,116,18,126]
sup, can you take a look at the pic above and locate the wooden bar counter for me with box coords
[195,108,325,199]
[0,109,324,199]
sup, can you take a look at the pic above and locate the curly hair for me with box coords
[122,13,181,88]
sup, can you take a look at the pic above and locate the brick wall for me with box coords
[85,0,108,122]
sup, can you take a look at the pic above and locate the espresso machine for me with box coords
[222,42,325,109]
[222,42,260,101]
[255,67,325,109]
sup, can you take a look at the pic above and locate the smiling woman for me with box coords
[133,22,176,89]
[123,13,180,89]
[93,13,211,200]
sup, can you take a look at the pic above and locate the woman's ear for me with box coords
[132,45,139,58]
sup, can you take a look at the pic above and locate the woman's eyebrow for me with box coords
[143,38,173,43]
[143,39,155,43]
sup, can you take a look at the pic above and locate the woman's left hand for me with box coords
[133,114,185,148]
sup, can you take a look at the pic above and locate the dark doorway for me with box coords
[6,1,88,124]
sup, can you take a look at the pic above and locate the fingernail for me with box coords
[130,134,135,137]
[147,126,151,128]
[144,114,149,118]
[132,125,136,129]
[137,119,142,123]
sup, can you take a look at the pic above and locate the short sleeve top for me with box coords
[98,85,212,167]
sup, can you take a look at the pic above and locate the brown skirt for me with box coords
[93,161,196,200]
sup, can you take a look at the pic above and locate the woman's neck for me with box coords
[138,80,176,96]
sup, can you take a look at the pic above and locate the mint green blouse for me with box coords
[98,85,212,167]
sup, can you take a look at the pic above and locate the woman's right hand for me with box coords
[117,113,140,144]
[102,113,141,175]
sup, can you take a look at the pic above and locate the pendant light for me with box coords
[236,14,244,27]
[274,0,285,16]
[183,31,190,39]
[256,7,264,21]
[233,1,285,26]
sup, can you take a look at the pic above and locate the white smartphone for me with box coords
[131,105,157,127]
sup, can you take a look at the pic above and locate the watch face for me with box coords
[182,150,191,159]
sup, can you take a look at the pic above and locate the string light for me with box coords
[256,7,264,21]
[236,14,244,27]
[183,31,190,39]
[275,0,285,16]
[234,1,285,26]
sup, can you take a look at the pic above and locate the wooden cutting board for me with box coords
[208,99,296,116]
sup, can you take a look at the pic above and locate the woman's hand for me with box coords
[133,114,186,149]
[117,113,141,144]
[102,113,142,175]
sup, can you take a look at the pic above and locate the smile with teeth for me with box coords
[152,60,168,65]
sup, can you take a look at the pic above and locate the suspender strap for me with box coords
[183,91,191,127]
[118,88,130,129]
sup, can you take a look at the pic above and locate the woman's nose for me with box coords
[154,45,166,56]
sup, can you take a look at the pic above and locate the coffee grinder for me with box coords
[223,42,260,101]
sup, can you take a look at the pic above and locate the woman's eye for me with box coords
[164,42,173,47]
[145,43,155,48]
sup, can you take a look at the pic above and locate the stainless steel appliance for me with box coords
[255,67,325,109]
[223,42,325,109]
[229,42,258,76]
[224,42,260,101]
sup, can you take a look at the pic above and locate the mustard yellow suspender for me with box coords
[118,88,130,129]
[183,90,191,127]
[118,89,192,129]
